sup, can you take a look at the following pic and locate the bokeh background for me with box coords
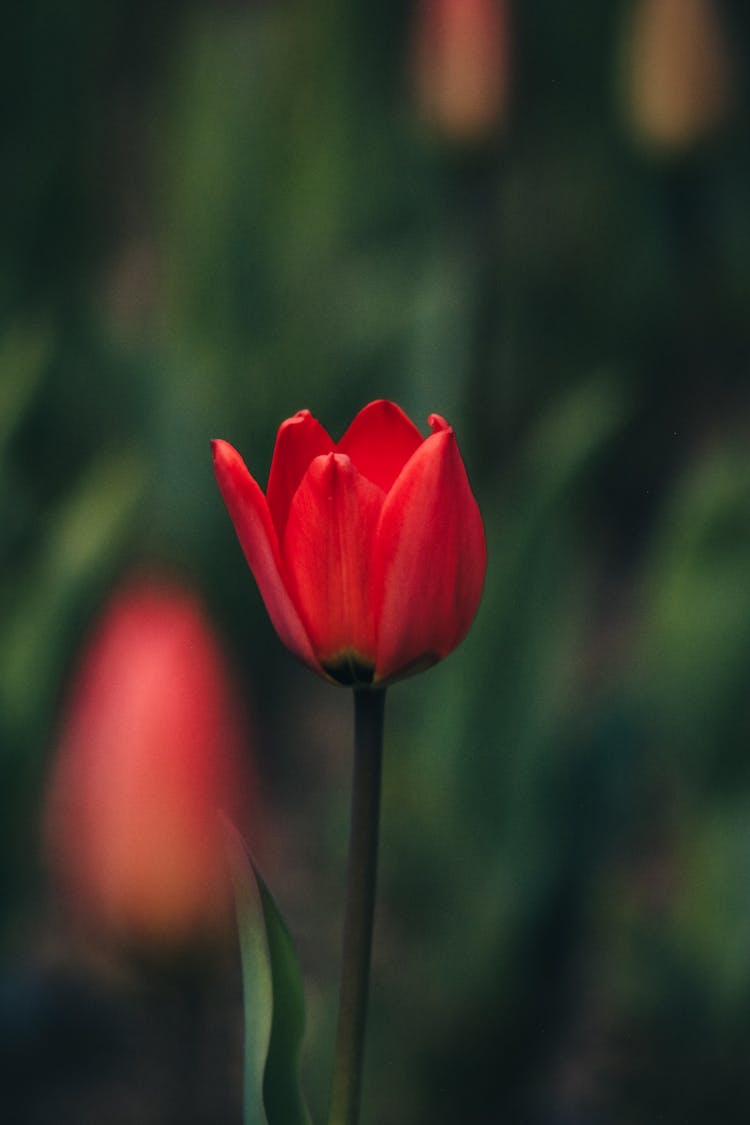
[3,0,750,1121]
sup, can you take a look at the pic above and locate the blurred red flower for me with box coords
[45,577,255,949]
[412,0,510,141]
[212,399,486,687]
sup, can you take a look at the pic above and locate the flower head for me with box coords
[212,400,486,686]
[623,0,733,150]
[412,0,510,141]
[45,576,255,949]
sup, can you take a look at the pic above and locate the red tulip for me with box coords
[412,0,510,141]
[212,400,486,686]
[45,577,254,949]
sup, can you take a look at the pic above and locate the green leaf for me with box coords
[224,819,313,1125]
[225,822,273,1125]
[0,320,52,452]
[0,449,145,743]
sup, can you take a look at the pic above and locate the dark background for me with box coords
[3,1,750,1121]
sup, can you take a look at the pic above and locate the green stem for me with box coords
[328,687,386,1125]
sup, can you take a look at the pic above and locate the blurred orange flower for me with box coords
[623,0,733,149]
[412,0,510,141]
[45,577,255,950]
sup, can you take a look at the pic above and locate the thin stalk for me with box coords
[328,687,386,1125]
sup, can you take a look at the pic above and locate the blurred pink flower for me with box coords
[45,576,256,949]
[412,0,510,141]
[623,0,733,149]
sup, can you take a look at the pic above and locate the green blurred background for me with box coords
[3,0,750,1121]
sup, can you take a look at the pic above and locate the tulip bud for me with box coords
[622,0,733,150]
[45,577,255,951]
[412,0,510,142]
[212,400,486,687]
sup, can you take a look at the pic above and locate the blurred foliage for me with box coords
[3,1,750,1123]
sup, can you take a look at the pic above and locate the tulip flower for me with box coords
[45,577,254,949]
[412,0,510,141]
[212,400,486,688]
[623,0,733,150]
[213,402,485,1125]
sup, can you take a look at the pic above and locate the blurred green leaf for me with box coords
[675,799,750,1009]
[0,321,52,452]
[636,442,750,764]
[225,819,312,1125]
[0,449,144,741]
[524,372,632,511]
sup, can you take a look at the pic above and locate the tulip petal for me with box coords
[337,399,424,492]
[212,440,320,673]
[283,453,385,680]
[266,410,334,539]
[373,426,486,682]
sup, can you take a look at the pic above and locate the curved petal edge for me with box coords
[372,428,486,683]
[211,440,321,674]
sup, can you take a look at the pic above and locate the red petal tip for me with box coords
[428,413,452,434]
